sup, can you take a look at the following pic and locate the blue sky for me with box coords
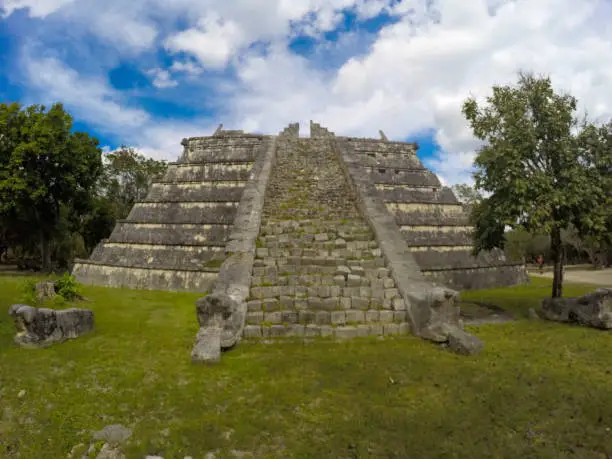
[1,0,610,185]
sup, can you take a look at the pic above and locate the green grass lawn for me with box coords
[1,275,611,459]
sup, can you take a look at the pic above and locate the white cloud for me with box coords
[165,13,245,69]
[21,51,213,160]
[8,0,612,188]
[1,0,75,17]
[147,68,178,89]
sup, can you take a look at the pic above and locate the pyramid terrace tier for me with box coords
[410,246,514,270]
[126,202,238,225]
[400,225,474,247]
[158,163,253,182]
[72,262,217,292]
[143,181,247,203]
[108,222,233,246]
[376,185,460,204]
[423,264,530,290]
[386,202,471,226]
[88,241,226,271]
[183,136,265,162]
[366,168,442,186]
[181,147,259,164]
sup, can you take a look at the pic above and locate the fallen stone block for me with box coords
[8,304,94,348]
[539,288,612,329]
[446,326,484,356]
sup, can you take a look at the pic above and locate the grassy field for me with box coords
[0,274,611,458]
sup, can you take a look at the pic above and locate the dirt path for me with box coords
[531,268,612,286]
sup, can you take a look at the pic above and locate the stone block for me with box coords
[191,326,221,365]
[359,286,372,297]
[335,327,359,340]
[322,297,340,310]
[333,275,346,286]
[384,323,400,336]
[264,311,282,324]
[262,299,280,312]
[294,298,307,310]
[347,274,361,286]
[243,325,262,339]
[318,286,331,297]
[288,324,305,337]
[279,296,294,308]
[320,325,334,337]
[269,325,287,337]
[447,327,484,356]
[393,311,408,322]
[399,322,411,335]
[379,311,394,323]
[392,298,407,311]
[356,325,370,337]
[299,310,316,323]
[247,300,262,312]
[331,311,346,325]
[351,297,369,310]
[315,311,331,325]
[282,311,298,324]
[304,325,321,337]
[366,310,379,322]
[307,297,324,309]
[8,304,95,349]
[340,297,352,309]
[383,278,395,288]
[246,311,264,324]
[346,310,365,323]
[369,324,383,336]
[384,288,399,299]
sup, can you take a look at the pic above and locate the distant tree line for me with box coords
[0,102,167,272]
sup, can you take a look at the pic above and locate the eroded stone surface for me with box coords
[539,288,612,329]
[8,304,94,348]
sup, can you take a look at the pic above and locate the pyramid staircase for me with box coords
[242,136,411,339]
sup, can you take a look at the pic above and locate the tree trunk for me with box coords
[550,226,564,298]
[39,231,52,273]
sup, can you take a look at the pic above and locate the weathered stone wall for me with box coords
[73,132,268,292]
[310,120,335,138]
[279,123,299,138]
[336,137,528,290]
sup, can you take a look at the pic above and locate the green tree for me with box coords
[101,146,168,219]
[452,183,483,207]
[462,72,609,298]
[0,102,103,271]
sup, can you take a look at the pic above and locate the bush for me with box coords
[54,272,82,301]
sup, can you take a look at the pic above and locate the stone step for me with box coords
[257,236,377,248]
[254,248,383,260]
[246,308,407,325]
[242,322,411,339]
[246,293,403,311]
[252,257,387,270]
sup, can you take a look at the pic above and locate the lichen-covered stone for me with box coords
[539,288,612,329]
[8,304,94,348]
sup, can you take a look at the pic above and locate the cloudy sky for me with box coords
[1,0,611,186]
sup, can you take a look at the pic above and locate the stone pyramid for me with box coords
[73,122,527,301]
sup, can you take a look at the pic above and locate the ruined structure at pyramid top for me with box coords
[200,121,409,147]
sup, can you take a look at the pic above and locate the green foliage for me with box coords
[462,72,610,296]
[54,272,82,301]
[0,102,103,270]
[99,146,168,220]
[19,278,38,305]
